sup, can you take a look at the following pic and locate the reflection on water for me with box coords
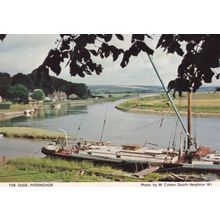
[0,100,220,158]
[0,104,88,127]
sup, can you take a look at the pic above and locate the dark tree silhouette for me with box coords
[0,34,6,41]
[38,34,220,94]
[11,73,33,90]
[157,34,220,93]
[37,34,153,79]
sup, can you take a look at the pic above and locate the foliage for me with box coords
[0,72,11,98]
[31,89,45,101]
[37,34,220,94]
[157,34,220,93]
[11,73,33,90]
[8,84,28,102]
[0,34,6,41]
[36,34,153,78]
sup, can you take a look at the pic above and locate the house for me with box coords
[68,93,79,100]
[48,91,67,102]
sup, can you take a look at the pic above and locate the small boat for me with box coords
[24,109,34,117]
[41,142,62,154]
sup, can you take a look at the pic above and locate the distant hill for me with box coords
[88,85,217,95]
[88,85,163,94]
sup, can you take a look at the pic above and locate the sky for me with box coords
[1,34,220,87]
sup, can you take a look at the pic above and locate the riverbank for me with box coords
[0,103,32,120]
[0,157,165,182]
[116,93,220,117]
[0,94,135,121]
[0,127,65,140]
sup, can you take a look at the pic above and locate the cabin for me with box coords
[122,144,141,151]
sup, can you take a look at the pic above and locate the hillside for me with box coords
[0,70,90,99]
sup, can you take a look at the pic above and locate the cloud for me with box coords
[0,34,58,74]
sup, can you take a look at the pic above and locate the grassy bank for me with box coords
[0,157,165,182]
[0,127,65,140]
[116,93,220,116]
[0,103,32,113]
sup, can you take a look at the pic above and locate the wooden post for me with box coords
[187,91,192,150]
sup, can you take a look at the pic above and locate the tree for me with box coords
[36,34,220,95]
[36,34,153,78]
[11,73,33,90]
[156,34,220,94]
[8,84,28,103]
[31,89,45,101]
[0,72,11,98]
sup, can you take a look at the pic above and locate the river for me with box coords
[0,99,220,158]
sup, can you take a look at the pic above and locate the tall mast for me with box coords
[147,54,190,141]
[187,90,192,150]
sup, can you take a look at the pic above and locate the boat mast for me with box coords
[100,105,108,142]
[147,54,190,141]
[187,90,192,150]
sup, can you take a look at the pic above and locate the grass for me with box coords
[0,103,32,113]
[116,92,220,116]
[0,127,65,140]
[0,157,168,182]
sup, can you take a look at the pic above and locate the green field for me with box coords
[0,157,165,182]
[116,93,220,116]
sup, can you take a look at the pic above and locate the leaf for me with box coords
[111,47,122,61]
[49,62,61,75]
[131,34,145,43]
[0,34,6,41]
[87,61,96,72]
[202,69,215,83]
[70,61,80,76]
[120,51,131,68]
[60,39,70,51]
[115,34,124,41]
[136,41,154,55]
[104,34,113,42]
[87,35,97,44]
[176,47,184,56]
[89,50,98,56]
[145,34,153,39]
[62,51,69,59]
[95,64,103,75]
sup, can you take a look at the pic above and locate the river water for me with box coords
[0,100,220,158]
